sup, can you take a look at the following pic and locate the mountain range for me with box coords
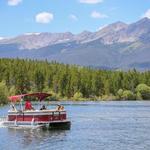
[0,17,150,70]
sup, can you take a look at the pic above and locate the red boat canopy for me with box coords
[8,93,51,102]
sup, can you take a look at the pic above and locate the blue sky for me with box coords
[0,0,150,37]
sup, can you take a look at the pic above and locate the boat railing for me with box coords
[0,116,7,122]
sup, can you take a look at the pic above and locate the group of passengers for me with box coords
[25,100,47,110]
[11,100,64,111]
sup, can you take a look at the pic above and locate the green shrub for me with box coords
[117,89,123,99]
[73,92,83,100]
[122,90,135,100]
[136,92,142,100]
[136,84,150,100]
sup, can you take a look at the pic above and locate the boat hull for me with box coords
[8,110,67,122]
[1,110,71,130]
[48,120,71,130]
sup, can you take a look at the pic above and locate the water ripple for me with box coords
[0,101,150,150]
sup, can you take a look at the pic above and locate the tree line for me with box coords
[0,58,149,104]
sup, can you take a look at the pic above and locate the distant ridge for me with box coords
[0,18,150,70]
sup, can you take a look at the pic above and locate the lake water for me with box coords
[0,101,150,150]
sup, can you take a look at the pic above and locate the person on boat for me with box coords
[56,104,61,111]
[11,103,17,111]
[25,100,34,110]
[56,105,64,111]
[40,105,46,110]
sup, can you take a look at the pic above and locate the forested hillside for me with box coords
[0,58,149,104]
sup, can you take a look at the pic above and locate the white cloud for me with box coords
[8,0,22,6]
[69,14,78,21]
[142,9,150,19]
[35,12,54,24]
[91,11,108,19]
[79,0,103,4]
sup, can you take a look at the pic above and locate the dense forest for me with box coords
[0,58,149,104]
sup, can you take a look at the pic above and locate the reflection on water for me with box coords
[0,101,150,150]
[7,128,68,150]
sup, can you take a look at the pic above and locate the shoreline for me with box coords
[1,98,150,107]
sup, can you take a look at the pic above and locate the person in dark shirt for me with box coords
[40,105,46,110]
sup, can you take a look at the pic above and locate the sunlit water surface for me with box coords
[0,101,150,150]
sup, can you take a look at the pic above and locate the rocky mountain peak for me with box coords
[0,18,149,70]
[0,18,150,48]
